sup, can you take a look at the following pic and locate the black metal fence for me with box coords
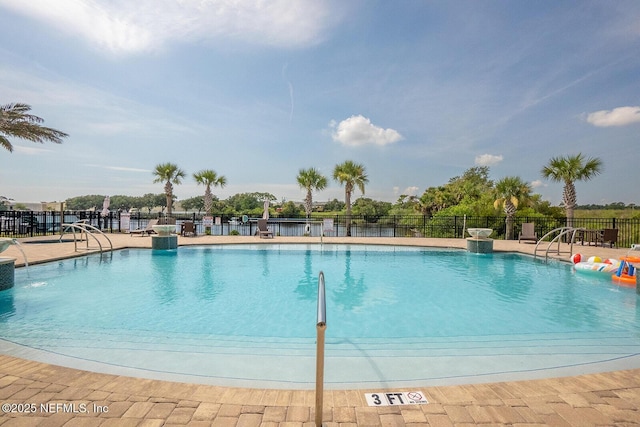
[1,210,639,248]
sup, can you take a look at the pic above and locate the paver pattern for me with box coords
[1,234,639,425]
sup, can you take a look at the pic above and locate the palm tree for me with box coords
[493,176,532,240]
[194,169,227,233]
[296,168,328,218]
[333,160,368,236]
[0,103,68,152]
[541,154,603,227]
[152,163,186,217]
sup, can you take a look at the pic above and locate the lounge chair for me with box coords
[518,222,537,243]
[181,221,196,237]
[130,219,158,236]
[599,228,618,248]
[257,219,273,239]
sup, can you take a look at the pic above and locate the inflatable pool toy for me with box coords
[572,253,638,286]
[613,274,637,286]
[612,256,638,287]
[571,253,612,265]
[572,253,620,275]
[574,260,620,274]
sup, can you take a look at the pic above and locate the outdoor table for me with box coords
[578,229,603,246]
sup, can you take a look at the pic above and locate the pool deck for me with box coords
[1,234,640,426]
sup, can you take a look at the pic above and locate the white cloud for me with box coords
[403,186,419,196]
[392,186,419,196]
[530,180,545,189]
[0,0,335,54]
[330,115,403,147]
[474,154,503,166]
[586,106,640,127]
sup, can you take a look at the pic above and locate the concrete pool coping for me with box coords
[1,234,640,425]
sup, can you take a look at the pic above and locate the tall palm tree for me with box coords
[152,163,186,216]
[541,153,603,227]
[333,160,368,236]
[296,168,328,218]
[1,103,68,152]
[493,176,531,240]
[193,169,227,233]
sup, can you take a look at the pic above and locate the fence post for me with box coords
[454,216,458,238]
[27,211,33,237]
[393,215,397,237]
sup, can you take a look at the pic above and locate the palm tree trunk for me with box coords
[204,186,213,234]
[563,181,577,229]
[505,215,514,240]
[504,200,516,240]
[204,186,213,213]
[345,185,352,237]
[165,181,173,216]
[304,189,312,218]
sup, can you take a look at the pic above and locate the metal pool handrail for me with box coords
[534,226,583,262]
[75,222,113,251]
[317,271,326,326]
[315,271,326,427]
[61,222,113,253]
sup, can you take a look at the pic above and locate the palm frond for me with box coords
[0,103,68,151]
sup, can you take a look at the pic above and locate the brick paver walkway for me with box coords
[1,234,639,425]
[1,355,640,425]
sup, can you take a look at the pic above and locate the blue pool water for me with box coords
[1,244,640,389]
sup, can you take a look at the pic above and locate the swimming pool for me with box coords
[1,244,640,389]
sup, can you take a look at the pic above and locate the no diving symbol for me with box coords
[407,392,423,402]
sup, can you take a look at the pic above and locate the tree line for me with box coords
[142,154,605,239]
[577,202,638,210]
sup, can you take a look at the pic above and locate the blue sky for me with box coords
[1,1,639,207]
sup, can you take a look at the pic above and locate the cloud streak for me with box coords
[12,145,54,155]
[0,0,336,54]
[282,64,294,124]
[586,106,640,127]
[330,115,403,147]
[85,164,150,173]
[0,64,204,139]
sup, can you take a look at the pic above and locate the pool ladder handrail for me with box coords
[60,221,113,253]
[315,271,326,427]
[534,226,584,262]
[317,271,326,326]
